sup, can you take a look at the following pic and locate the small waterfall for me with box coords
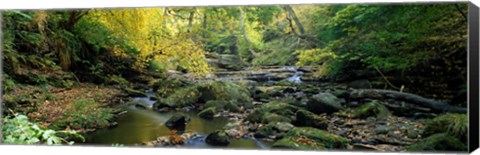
[285,66,303,84]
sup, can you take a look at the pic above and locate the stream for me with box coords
[84,89,274,149]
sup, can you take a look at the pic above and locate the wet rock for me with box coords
[406,133,467,151]
[198,107,217,119]
[165,113,190,130]
[294,110,328,130]
[307,93,343,114]
[353,100,391,119]
[205,130,231,146]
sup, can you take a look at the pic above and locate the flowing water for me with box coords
[84,90,273,149]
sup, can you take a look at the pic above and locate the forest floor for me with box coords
[3,82,123,131]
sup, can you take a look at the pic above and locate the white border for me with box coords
[0,0,478,155]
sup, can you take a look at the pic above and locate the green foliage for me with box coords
[296,4,467,79]
[422,113,468,142]
[2,113,84,145]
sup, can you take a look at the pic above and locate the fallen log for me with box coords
[349,89,467,113]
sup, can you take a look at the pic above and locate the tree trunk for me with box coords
[238,8,256,56]
[162,8,169,37]
[349,89,467,113]
[284,5,305,35]
[202,10,207,42]
[188,8,195,32]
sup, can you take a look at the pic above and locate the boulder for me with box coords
[205,130,231,146]
[406,133,467,151]
[275,122,295,132]
[422,113,467,142]
[165,113,190,130]
[294,110,328,130]
[307,93,343,114]
[198,107,217,119]
[272,127,348,150]
[353,100,391,119]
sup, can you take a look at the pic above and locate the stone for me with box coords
[198,107,217,119]
[406,133,467,151]
[275,122,295,132]
[306,93,343,114]
[294,110,328,130]
[165,113,190,130]
[353,100,391,119]
[205,130,231,146]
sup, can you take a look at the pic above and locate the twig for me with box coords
[374,67,401,90]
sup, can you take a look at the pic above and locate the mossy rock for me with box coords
[353,100,391,119]
[406,133,467,152]
[204,100,241,112]
[262,101,299,116]
[190,81,253,110]
[152,77,186,98]
[254,123,277,138]
[284,127,349,149]
[204,100,227,110]
[224,101,241,112]
[245,101,298,124]
[306,93,343,114]
[161,86,201,108]
[205,130,231,146]
[272,137,326,150]
[263,113,292,124]
[294,110,328,130]
[422,113,467,142]
[198,107,217,119]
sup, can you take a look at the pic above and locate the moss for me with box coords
[245,101,298,124]
[196,81,252,107]
[162,86,201,108]
[422,113,468,143]
[285,127,349,149]
[406,133,467,151]
[263,112,292,124]
[198,107,217,119]
[204,100,227,110]
[272,137,326,150]
[353,100,390,119]
[294,110,328,129]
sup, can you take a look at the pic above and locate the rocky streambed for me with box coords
[83,66,468,152]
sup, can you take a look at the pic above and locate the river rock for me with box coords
[306,93,343,114]
[275,122,295,132]
[165,113,190,130]
[406,133,467,151]
[198,107,217,119]
[294,110,328,129]
[205,130,231,146]
[272,127,348,150]
[421,113,467,142]
[353,100,391,119]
